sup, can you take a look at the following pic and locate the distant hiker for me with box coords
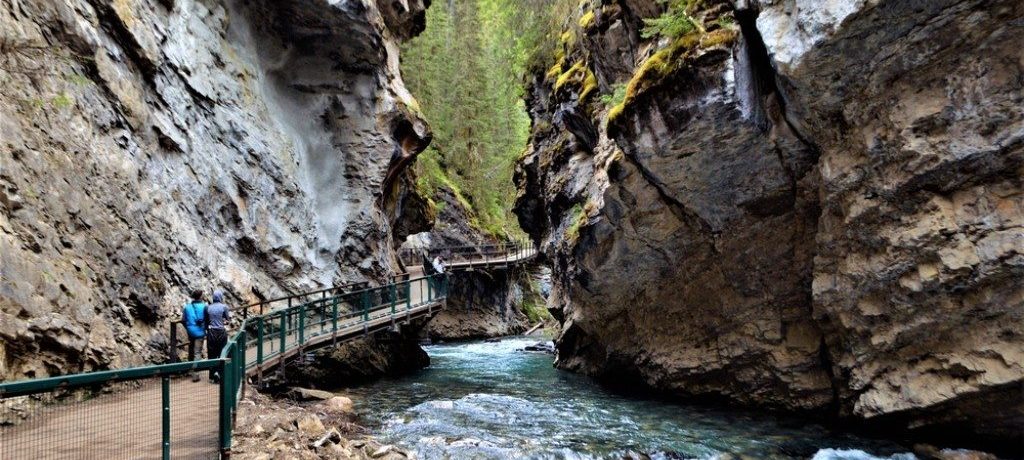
[429,256,447,296]
[204,290,231,383]
[182,290,207,382]
[422,252,436,276]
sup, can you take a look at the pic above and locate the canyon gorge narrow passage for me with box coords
[0,0,1020,459]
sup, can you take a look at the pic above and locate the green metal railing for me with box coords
[398,238,538,269]
[0,273,449,460]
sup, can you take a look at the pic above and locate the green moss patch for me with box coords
[579,10,596,31]
[565,203,587,242]
[554,60,599,103]
[607,26,737,124]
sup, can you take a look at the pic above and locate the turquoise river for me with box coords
[342,337,917,460]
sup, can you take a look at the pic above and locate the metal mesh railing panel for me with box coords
[1,380,162,459]
[168,377,220,459]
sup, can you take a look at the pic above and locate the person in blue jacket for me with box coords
[182,289,207,382]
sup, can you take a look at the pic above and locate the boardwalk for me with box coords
[0,245,537,460]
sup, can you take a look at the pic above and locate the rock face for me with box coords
[400,186,537,341]
[0,0,432,380]
[289,326,430,388]
[427,268,531,341]
[516,0,1022,452]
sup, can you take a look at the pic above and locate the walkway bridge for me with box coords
[0,242,536,459]
[400,240,539,273]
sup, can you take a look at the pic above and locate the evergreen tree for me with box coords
[402,0,565,238]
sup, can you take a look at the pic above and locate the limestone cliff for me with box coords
[516,0,1022,452]
[0,0,432,380]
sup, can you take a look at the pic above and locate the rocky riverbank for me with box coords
[515,0,1023,454]
[233,389,412,460]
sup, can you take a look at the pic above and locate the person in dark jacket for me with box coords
[204,290,231,383]
[182,290,207,382]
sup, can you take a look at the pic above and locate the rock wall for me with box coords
[0,0,432,381]
[287,324,430,388]
[516,0,1022,452]
[427,268,532,341]
[402,186,534,341]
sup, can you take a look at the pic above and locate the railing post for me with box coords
[361,291,370,321]
[256,317,264,366]
[298,303,306,345]
[427,275,433,301]
[237,332,246,399]
[406,282,412,310]
[332,294,339,332]
[390,284,397,315]
[287,298,293,330]
[162,375,171,460]
[219,359,231,459]
[279,314,286,356]
[168,322,178,364]
[319,294,327,333]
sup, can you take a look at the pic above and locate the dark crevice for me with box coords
[734,6,774,132]
[818,336,842,418]
[86,0,158,80]
[736,4,838,414]
[734,5,821,162]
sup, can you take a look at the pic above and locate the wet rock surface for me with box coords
[427,268,532,341]
[522,341,555,354]
[516,0,1022,453]
[0,0,431,380]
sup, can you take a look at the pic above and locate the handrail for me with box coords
[398,239,537,268]
[1,272,450,459]
[239,280,371,317]
[0,360,223,399]
[214,273,449,453]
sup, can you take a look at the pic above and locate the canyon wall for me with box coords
[427,268,532,341]
[516,0,1022,452]
[403,188,535,341]
[0,0,433,381]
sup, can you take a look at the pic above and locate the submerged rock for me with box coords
[523,341,555,354]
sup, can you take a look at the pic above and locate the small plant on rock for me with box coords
[600,83,627,108]
[641,0,703,39]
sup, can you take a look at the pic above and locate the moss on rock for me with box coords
[553,60,599,103]
[579,10,596,31]
[607,25,736,124]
